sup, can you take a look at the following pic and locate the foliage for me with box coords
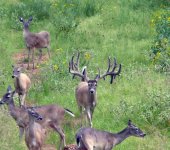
[8,0,51,29]
[50,0,103,34]
[150,7,170,72]
[0,0,169,149]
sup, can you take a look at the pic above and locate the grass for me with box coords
[0,0,169,149]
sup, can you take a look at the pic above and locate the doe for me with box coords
[19,16,50,69]
[25,108,45,150]
[12,66,31,106]
[76,120,146,150]
[0,85,75,150]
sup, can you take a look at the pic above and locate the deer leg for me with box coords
[27,48,31,69]
[79,106,85,127]
[53,125,65,150]
[32,48,35,69]
[47,46,51,58]
[19,127,24,141]
[21,93,26,106]
[18,94,22,107]
[87,108,92,127]
[38,49,43,64]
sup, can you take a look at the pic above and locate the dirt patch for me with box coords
[12,49,49,76]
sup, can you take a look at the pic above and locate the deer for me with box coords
[25,108,45,150]
[69,52,121,127]
[0,85,75,150]
[76,120,146,150]
[19,16,50,69]
[12,66,31,106]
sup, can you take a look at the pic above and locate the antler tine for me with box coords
[111,57,117,72]
[95,68,101,80]
[69,53,85,79]
[97,57,121,84]
[107,57,111,72]
[75,52,80,71]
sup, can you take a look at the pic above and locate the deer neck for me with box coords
[113,127,130,145]
[8,98,18,120]
[88,92,96,106]
[23,28,30,38]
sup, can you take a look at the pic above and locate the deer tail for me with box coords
[64,108,75,117]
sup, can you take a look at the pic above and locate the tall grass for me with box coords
[0,0,169,149]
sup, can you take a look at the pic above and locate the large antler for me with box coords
[69,52,87,81]
[95,57,121,84]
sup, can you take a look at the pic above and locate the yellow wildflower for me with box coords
[84,52,91,60]
[53,64,59,71]
[36,65,40,69]
[167,17,170,22]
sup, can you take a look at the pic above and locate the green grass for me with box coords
[0,0,169,149]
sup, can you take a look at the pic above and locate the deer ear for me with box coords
[17,67,22,72]
[128,120,132,126]
[19,17,24,22]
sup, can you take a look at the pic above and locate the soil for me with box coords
[12,49,49,76]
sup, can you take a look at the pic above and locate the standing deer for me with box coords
[12,66,31,106]
[76,120,146,150]
[25,108,45,150]
[69,52,121,127]
[19,16,50,69]
[0,85,75,150]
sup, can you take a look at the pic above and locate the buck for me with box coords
[76,120,146,150]
[12,66,31,106]
[69,52,121,127]
[25,108,45,150]
[0,86,75,150]
[19,16,50,69]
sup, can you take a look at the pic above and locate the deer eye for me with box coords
[135,128,139,132]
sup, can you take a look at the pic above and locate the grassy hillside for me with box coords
[0,0,169,149]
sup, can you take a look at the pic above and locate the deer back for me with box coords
[34,105,65,126]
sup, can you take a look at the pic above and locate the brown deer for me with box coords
[25,108,45,150]
[76,120,146,150]
[0,85,75,150]
[69,52,121,127]
[19,16,50,69]
[12,66,31,106]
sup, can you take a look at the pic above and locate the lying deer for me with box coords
[19,16,50,69]
[12,66,31,106]
[76,120,146,150]
[25,108,45,150]
[69,52,121,127]
[0,85,75,150]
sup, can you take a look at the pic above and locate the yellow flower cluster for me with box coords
[84,52,91,60]
[53,64,59,71]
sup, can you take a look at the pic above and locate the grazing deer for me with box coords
[0,86,75,150]
[19,16,50,69]
[25,108,45,150]
[76,120,146,150]
[12,66,31,106]
[69,52,121,127]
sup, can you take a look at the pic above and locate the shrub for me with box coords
[8,0,51,30]
[150,7,170,72]
[50,0,103,34]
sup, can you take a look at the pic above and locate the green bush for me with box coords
[50,0,103,34]
[150,7,170,72]
[8,0,51,29]
[111,89,170,129]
